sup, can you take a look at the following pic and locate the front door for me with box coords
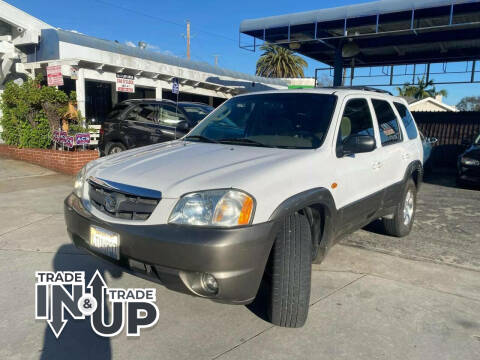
[333,97,383,235]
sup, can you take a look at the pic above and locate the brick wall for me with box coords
[0,145,99,175]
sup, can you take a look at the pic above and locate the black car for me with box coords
[99,99,214,155]
[457,133,480,186]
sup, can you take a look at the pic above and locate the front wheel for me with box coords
[267,212,312,328]
[383,178,417,237]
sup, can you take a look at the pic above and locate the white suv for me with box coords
[65,88,423,328]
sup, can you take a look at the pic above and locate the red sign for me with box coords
[116,74,135,93]
[75,133,91,145]
[46,65,64,87]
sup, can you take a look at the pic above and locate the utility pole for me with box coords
[186,20,191,60]
[213,55,220,66]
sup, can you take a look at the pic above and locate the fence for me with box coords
[413,111,480,168]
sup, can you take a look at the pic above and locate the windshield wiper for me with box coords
[184,135,220,144]
[218,138,275,148]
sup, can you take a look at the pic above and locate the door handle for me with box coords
[372,161,382,170]
[402,153,410,160]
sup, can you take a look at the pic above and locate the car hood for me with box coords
[89,141,313,198]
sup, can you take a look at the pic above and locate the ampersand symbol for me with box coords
[83,298,92,309]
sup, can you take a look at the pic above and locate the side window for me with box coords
[125,104,157,123]
[159,104,186,126]
[337,98,375,143]
[394,102,418,140]
[372,99,402,146]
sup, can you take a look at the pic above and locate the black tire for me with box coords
[106,142,126,155]
[383,178,416,237]
[268,213,312,328]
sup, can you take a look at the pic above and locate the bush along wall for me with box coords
[0,75,83,149]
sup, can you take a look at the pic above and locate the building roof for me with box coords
[36,29,286,87]
[240,0,480,67]
[408,96,459,112]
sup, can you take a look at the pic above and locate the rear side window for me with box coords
[126,104,157,123]
[394,102,418,140]
[372,100,402,146]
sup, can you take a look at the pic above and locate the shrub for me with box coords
[0,75,83,148]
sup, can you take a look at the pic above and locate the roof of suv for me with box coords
[235,86,406,104]
[117,99,212,107]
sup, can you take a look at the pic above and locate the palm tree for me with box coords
[397,76,448,100]
[256,43,308,78]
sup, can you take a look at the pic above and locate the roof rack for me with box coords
[325,86,393,96]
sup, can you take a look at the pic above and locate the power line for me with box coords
[93,0,237,43]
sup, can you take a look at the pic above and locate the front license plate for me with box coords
[89,225,120,260]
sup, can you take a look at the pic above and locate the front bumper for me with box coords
[64,193,277,304]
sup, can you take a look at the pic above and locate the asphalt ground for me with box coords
[0,157,479,360]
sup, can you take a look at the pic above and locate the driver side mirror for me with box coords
[339,135,376,157]
[176,120,189,131]
[427,137,438,145]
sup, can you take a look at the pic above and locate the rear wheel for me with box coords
[267,212,312,328]
[106,142,126,155]
[383,178,416,237]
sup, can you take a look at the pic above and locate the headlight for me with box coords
[73,165,87,198]
[168,189,255,227]
[461,157,480,166]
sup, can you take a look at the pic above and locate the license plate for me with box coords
[89,226,120,260]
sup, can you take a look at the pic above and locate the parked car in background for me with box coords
[420,131,438,167]
[457,133,480,186]
[99,99,214,155]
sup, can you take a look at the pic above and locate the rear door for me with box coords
[333,97,384,233]
[158,103,189,141]
[393,101,422,164]
[370,98,406,197]
[123,103,160,148]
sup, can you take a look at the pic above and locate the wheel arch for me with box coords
[404,160,423,189]
[268,188,338,260]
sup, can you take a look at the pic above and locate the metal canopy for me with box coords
[240,0,480,68]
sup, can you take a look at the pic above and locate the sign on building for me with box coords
[172,77,179,95]
[46,65,64,87]
[116,74,135,93]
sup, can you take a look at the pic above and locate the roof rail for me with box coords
[325,86,393,96]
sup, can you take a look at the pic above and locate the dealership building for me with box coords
[0,0,286,125]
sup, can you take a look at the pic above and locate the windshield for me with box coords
[186,93,337,149]
[181,105,213,124]
[475,134,480,145]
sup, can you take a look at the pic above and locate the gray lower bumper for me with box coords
[64,193,277,304]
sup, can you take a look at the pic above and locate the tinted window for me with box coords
[337,99,375,145]
[159,104,186,126]
[181,105,213,124]
[187,93,337,149]
[126,104,157,123]
[372,100,402,145]
[394,102,418,140]
[107,103,130,119]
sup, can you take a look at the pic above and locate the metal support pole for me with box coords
[471,60,476,83]
[333,45,343,87]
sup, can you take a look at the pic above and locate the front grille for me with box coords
[88,177,161,221]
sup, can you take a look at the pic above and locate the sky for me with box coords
[9,0,480,106]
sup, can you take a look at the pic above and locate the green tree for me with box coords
[256,43,308,78]
[397,76,448,100]
[0,75,81,148]
[456,96,480,111]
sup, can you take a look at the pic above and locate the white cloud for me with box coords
[125,41,136,47]
[146,44,159,51]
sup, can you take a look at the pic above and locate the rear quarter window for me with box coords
[394,102,418,140]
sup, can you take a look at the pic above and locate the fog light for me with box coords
[201,273,218,294]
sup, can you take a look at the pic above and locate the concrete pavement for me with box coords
[0,156,479,360]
